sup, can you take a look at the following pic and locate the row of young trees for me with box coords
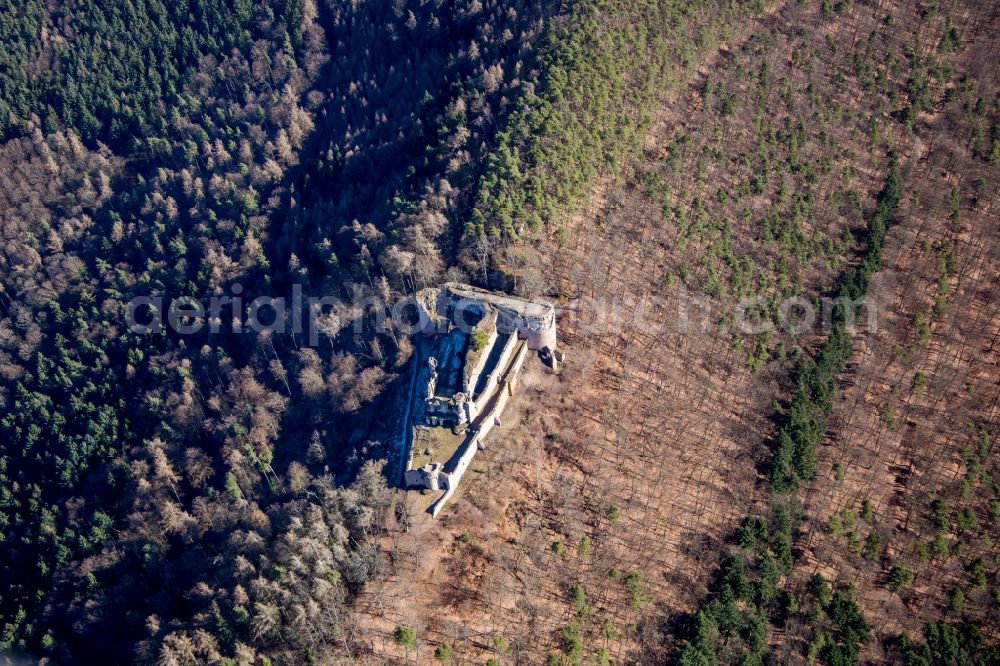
[768,162,903,492]
[661,0,1000,658]
[673,162,901,666]
[669,0,1000,660]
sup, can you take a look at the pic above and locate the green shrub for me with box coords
[915,312,932,345]
[569,583,591,619]
[738,516,769,549]
[848,531,863,555]
[562,624,583,664]
[829,513,844,535]
[601,618,619,640]
[883,403,898,431]
[969,558,987,589]
[950,587,965,613]
[863,531,883,560]
[458,529,480,550]
[471,328,490,351]
[395,625,417,649]
[887,565,915,593]
[862,500,875,523]
[931,498,950,531]
[931,535,950,558]
[955,507,978,533]
[773,533,794,575]
[624,571,645,609]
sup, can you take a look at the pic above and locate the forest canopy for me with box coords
[0,0,558,662]
[1,0,998,664]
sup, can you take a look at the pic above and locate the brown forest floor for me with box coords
[349,1,1000,664]
[781,78,1000,665]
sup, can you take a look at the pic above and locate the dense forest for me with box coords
[0,0,558,662]
[1,0,998,664]
[0,0,267,147]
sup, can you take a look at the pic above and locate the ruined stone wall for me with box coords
[450,344,528,483]
[404,462,442,491]
[462,313,499,394]
[497,308,557,351]
[429,343,530,517]
[430,440,477,517]
[522,313,557,351]
[413,287,444,331]
[472,332,518,412]
[504,339,529,390]
[416,284,558,352]
[444,439,478,492]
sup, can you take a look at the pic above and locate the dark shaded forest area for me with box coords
[0,0,558,662]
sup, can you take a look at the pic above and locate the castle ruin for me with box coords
[402,283,558,516]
